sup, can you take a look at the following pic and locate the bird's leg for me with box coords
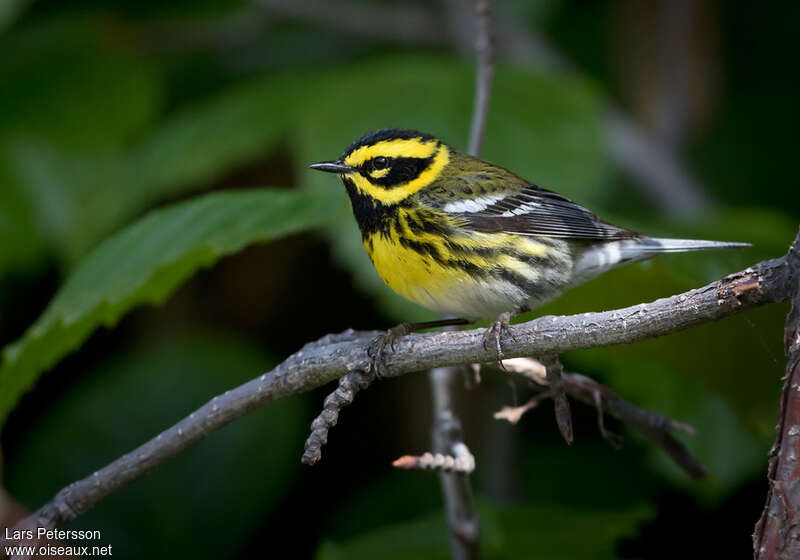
[483,307,524,362]
[368,318,469,377]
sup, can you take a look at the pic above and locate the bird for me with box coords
[310,128,749,370]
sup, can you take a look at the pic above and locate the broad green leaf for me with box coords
[129,75,295,203]
[0,188,327,428]
[6,331,307,559]
[1,70,294,268]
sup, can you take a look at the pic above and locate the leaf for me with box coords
[129,75,295,204]
[5,331,308,559]
[0,188,327,428]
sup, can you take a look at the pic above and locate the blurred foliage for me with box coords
[0,0,797,559]
[319,502,650,560]
[0,188,327,427]
[5,331,308,558]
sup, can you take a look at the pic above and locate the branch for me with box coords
[301,368,375,465]
[393,443,476,474]
[428,367,479,556]
[466,0,493,158]
[539,354,573,444]
[495,358,706,478]
[1,237,796,543]
[754,232,800,559]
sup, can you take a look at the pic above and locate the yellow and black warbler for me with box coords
[311,128,749,358]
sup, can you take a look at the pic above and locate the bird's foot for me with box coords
[482,310,519,363]
[367,323,414,378]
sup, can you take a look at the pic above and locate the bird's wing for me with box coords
[443,184,637,240]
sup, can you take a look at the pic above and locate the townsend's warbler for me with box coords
[310,128,749,362]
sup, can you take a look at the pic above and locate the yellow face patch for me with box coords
[344,138,439,167]
[368,168,390,179]
[346,145,450,205]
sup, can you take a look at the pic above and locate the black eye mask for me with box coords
[363,156,435,188]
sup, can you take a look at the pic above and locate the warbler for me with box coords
[310,128,749,362]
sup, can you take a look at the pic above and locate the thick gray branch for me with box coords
[2,235,796,544]
[754,231,800,559]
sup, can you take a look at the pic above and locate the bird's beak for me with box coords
[309,160,354,174]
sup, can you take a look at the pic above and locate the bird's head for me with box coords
[309,128,451,205]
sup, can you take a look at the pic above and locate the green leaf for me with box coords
[0,188,327,428]
[129,75,295,203]
[0,71,296,268]
[6,331,308,559]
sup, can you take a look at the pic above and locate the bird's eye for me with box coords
[372,156,388,170]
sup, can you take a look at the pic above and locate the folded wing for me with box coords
[447,185,637,240]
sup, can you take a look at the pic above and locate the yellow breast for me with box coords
[365,228,471,311]
[362,208,558,318]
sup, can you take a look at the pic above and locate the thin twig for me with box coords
[754,232,800,559]
[428,367,480,557]
[494,393,550,425]
[539,355,573,444]
[301,368,375,465]
[467,0,493,157]
[495,358,707,478]
[0,240,796,546]
[394,443,476,474]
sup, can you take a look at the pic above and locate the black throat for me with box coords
[343,178,399,239]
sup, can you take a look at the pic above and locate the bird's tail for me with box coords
[572,236,751,283]
[623,237,752,256]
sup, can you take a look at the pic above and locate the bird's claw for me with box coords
[482,311,516,364]
[367,323,413,377]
